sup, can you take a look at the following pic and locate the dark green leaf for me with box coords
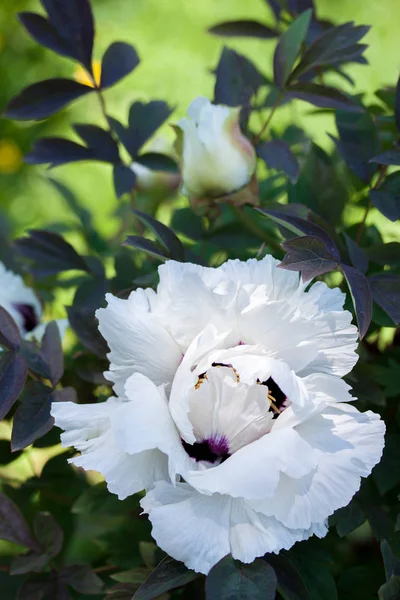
[333,110,379,183]
[344,233,369,273]
[273,9,312,89]
[373,434,400,495]
[100,42,140,89]
[41,0,94,72]
[132,210,185,261]
[14,229,89,277]
[0,307,22,351]
[288,82,362,112]
[0,352,28,420]
[365,243,400,267]
[341,264,372,339]
[73,124,120,163]
[34,512,63,557]
[18,12,72,59]
[133,556,200,600]
[369,172,400,222]
[16,576,58,600]
[395,75,400,132]
[206,556,277,600]
[257,208,340,258]
[331,498,365,537]
[280,235,339,281]
[290,22,369,81]
[66,305,109,358]
[257,140,300,183]
[266,554,311,600]
[0,492,39,550]
[135,152,178,173]
[60,563,105,594]
[370,151,400,166]
[369,273,400,325]
[381,540,400,581]
[283,544,338,600]
[123,236,169,261]
[41,321,63,387]
[209,20,278,39]
[4,79,93,120]
[113,165,137,198]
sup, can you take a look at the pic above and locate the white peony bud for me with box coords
[176,97,257,204]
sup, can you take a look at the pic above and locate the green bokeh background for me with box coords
[0,0,399,241]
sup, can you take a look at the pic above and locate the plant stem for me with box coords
[355,165,388,244]
[254,92,284,144]
[230,206,282,253]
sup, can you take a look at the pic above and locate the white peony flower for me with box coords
[176,97,256,200]
[0,261,68,342]
[51,256,385,574]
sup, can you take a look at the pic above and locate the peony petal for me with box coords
[51,399,169,500]
[252,403,385,529]
[186,427,317,499]
[141,481,327,574]
[96,289,182,395]
[112,373,191,481]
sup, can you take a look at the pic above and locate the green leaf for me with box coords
[0,492,39,550]
[60,563,105,595]
[373,434,400,495]
[206,556,277,600]
[331,498,365,537]
[379,576,400,600]
[273,9,312,89]
[132,210,185,261]
[133,556,200,600]
[34,512,63,557]
[284,544,338,600]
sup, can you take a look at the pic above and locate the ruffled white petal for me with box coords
[51,398,169,500]
[251,403,385,529]
[187,427,317,499]
[141,481,327,574]
[96,289,182,395]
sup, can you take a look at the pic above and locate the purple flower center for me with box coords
[12,303,38,333]
[182,435,230,463]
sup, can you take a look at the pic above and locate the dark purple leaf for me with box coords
[209,20,278,39]
[41,321,63,387]
[14,229,89,276]
[34,512,63,557]
[73,124,120,163]
[273,9,312,89]
[369,273,400,325]
[18,12,72,59]
[288,0,315,14]
[365,243,400,267]
[257,208,340,259]
[279,235,339,282]
[20,339,53,381]
[288,82,362,112]
[332,109,379,183]
[60,564,105,595]
[341,264,372,339]
[10,551,50,575]
[256,140,300,183]
[134,556,200,600]
[133,210,185,261]
[11,382,54,451]
[25,138,94,167]
[66,305,109,358]
[123,236,169,261]
[289,22,370,81]
[0,306,22,351]
[395,74,400,132]
[369,172,400,222]
[206,555,277,600]
[135,152,178,173]
[214,47,265,126]
[0,492,39,550]
[41,0,94,73]
[4,79,93,120]
[0,352,28,420]
[100,42,140,89]
[263,0,281,21]
[370,150,400,166]
[344,233,369,273]
[113,164,137,198]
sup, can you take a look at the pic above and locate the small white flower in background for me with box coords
[129,161,180,196]
[51,255,385,575]
[0,261,68,342]
[176,97,256,202]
